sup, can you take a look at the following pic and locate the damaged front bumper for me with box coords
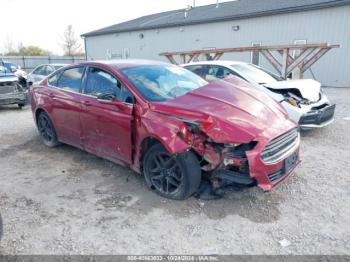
[299,104,335,129]
[205,128,301,194]
[0,91,28,105]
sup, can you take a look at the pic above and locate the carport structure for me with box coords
[160,43,340,79]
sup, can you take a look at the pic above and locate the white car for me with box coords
[183,61,335,129]
[28,64,68,85]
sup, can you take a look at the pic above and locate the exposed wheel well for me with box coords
[35,108,47,123]
[140,137,163,172]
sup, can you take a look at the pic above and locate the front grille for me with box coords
[320,105,335,123]
[268,169,285,183]
[0,82,17,95]
[261,128,300,164]
[299,104,335,126]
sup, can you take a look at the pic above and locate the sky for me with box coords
[1,0,230,55]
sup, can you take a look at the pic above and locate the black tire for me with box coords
[143,144,201,200]
[18,103,25,109]
[37,111,60,147]
[0,214,3,240]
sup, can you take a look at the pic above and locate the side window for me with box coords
[48,72,59,86]
[206,66,232,81]
[33,66,46,76]
[121,85,135,104]
[57,67,84,92]
[85,67,122,99]
[46,66,55,75]
[185,65,208,80]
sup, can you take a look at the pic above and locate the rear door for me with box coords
[80,66,134,164]
[49,66,86,148]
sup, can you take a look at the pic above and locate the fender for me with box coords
[133,110,191,173]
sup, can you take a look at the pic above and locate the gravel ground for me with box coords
[0,88,349,255]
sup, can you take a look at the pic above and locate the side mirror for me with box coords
[125,96,134,104]
[97,93,116,101]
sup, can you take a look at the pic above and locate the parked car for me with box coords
[31,60,300,200]
[28,64,68,85]
[0,62,28,108]
[183,61,335,129]
[2,61,28,88]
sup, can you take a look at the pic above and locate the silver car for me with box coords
[28,64,68,84]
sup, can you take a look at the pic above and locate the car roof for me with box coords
[183,60,250,67]
[78,59,170,69]
[37,63,68,67]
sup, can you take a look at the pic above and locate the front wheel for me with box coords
[143,144,201,200]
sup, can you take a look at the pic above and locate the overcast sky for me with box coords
[1,0,230,55]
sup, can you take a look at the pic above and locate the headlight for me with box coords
[286,97,298,107]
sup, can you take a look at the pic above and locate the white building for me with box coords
[82,0,350,87]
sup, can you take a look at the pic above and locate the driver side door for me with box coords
[80,66,134,165]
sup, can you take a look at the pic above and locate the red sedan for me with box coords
[31,60,301,200]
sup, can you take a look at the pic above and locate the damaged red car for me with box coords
[31,60,301,200]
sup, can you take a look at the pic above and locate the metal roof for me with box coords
[82,0,350,37]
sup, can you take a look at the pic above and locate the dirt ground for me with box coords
[0,88,349,255]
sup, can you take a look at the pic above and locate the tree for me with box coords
[18,46,51,56]
[5,45,51,56]
[61,25,83,56]
[3,35,15,54]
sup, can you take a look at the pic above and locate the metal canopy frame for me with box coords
[160,43,340,78]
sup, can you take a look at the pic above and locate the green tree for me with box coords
[5,45,51,56]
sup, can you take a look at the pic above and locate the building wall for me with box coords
[85,6,350,87]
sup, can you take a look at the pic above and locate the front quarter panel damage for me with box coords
[133,108,191,172]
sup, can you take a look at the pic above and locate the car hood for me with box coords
[151,78,296,144]
[0,75,18,83]
[264,79,321,102]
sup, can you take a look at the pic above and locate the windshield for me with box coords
[54,65,64,70]
[120,65,207,101]
[232,64,283,85]
[0,63,12,76]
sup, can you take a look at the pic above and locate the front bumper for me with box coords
[299,104,335,129]
[0,91,28,105]
[210,132,301,192]
[246,143,301,191]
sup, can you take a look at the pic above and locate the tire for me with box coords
[0,214,3,240]
[37,111,60,147]
[18,103,25,109]
[143,144,201,200]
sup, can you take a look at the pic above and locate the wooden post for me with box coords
[261,50,281,74]
[159,43,339,79]
[281,49,289,78]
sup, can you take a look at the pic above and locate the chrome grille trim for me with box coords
[261,128,300,164]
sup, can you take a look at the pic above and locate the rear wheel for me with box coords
[37,111,60,147]
[143,144,201,200]
[18,103,25,109]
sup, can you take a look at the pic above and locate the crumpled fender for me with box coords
[133,109,191,172]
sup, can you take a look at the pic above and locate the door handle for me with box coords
[83,100,92,106]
